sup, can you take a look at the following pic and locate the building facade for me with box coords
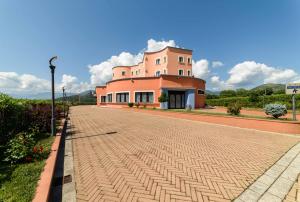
[96,46,206,109]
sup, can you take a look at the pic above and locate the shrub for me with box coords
[227,102,242,115]
[186,104,192,112]
[152,107,156,110]
[5,132,35,164]
[143,104,147,108]
[158,92,168,103]
[248,91,260,102]
[264,103,287,119]
[135,102,140,108]
[128,102,134,107]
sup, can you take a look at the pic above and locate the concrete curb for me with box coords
[62,119,76,202]
[234,142,300,202]
[32,118,67,202]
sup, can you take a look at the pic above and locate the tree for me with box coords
[248,91,260,102]
[220,90,236,98]
[236,88,249,97]
[158,92,168,103]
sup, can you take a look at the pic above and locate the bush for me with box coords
[227,102,242,115]
[143,104,147,108]
[5,132,35,164]
[135,102,140,108]
[186,104,192,112]
[264,103,287,119]
[206,94,300,110]
[128,102,134,107]
[248,91,260,102]
[158,92,168,103]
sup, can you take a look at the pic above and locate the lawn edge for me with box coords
[32,118,67,202]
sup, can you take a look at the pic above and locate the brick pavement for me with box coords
[70,106,299,202]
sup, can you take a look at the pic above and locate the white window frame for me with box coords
[115,91,131,103]
[121,71,126,76]
[106,92,113,103]
[155,58,161,65]
[155,71,160,77]
[187,70,191,76]
[197,89,205,95]
[163,69,167,74]
[163,56,167,63]
[187,57,192,64]
[178,69,184,76]
[178,56,184,63]
[133,90,155,103]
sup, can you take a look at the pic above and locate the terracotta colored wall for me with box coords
[95,86,107,105]
[160,76,206,108]
[166,49,192,76]
[112,66,131,80]
[105,77,161,103]
[144,49,168,77]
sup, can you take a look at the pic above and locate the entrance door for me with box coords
[168,91,185,109]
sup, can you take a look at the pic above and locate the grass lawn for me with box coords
[138,107,295,122]
[0,135,54,202]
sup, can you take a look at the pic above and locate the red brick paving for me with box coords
[130,109,300,135]
[70,106,299,202]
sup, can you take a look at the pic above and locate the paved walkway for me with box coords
[70,106,299,201]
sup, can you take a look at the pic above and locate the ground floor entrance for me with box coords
[168,90,185,109]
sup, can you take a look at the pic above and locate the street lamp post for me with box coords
[62,86,66,118]
[49,56,57,136]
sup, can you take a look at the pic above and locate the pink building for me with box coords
[96,46,206,109]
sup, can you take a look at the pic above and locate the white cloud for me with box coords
[146,39,176,52]
[58,74,91,93]
[192,59,210,79]
[212,61,224,68]
[0,72,51,93]
[227,61,298,87]
[210,76,233,91]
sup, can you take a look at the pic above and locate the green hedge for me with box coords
[0,93,65,161]
[206,94,300,109]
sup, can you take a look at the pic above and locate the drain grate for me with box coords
[53,175,72,186]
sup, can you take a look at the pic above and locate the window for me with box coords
[164,57,167,63]
[131,71,133,76]
[116,92,129,103]
[187,70,191,76]
[136,70,138,75]
[197,89,205,95]
[155,58,161,65]
[178,56,184,63]
[100,96,106,103]
[135,92,154,103]
[113,73,114,77]
[188,58,192,64]
[121,71,126,76]
[178,69,184,76]
[163,69,167,74]
[155,71,160,76]
[107,94,113,102]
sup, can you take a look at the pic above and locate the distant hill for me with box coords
[205,90,220,95]
[58,90,96,104]
[251,83,285,92]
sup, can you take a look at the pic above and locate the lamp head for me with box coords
[49,56,58,70]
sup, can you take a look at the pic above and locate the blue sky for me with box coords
[0,0,300,94]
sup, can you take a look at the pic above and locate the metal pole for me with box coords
[49,56,57,136]
[292,94,297,121]
[62,87,65,118]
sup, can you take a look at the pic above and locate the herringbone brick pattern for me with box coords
[70,106,298,202]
